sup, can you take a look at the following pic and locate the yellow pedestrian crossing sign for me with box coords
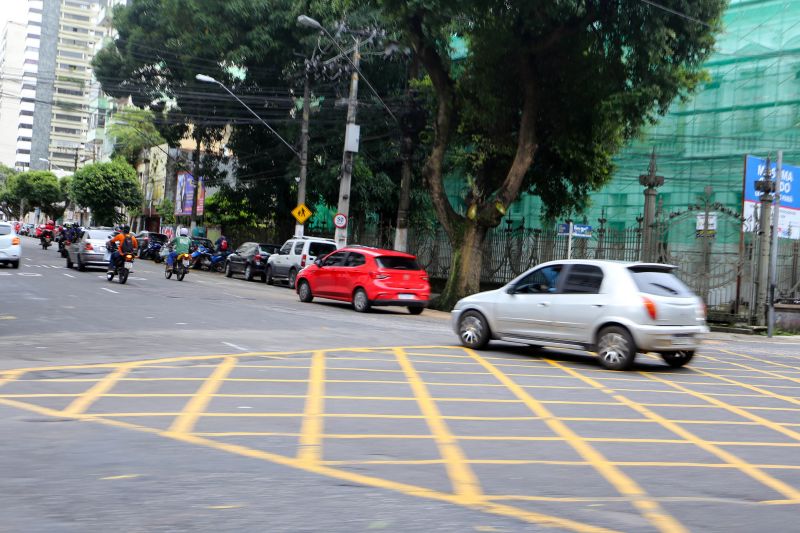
[291,203,313,224]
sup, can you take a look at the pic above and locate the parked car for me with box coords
[266,236,337,288]
[295,246,430,314]
[134,231,168,257]
[451,260,708,370]
[224,242,280,281]
[66,227,117,271]
[0,221,21,268]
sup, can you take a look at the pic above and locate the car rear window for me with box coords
[0,225,11,235]
[629,269,692,297]
[259,244,279,255]
[309,242,336,257]
[88,231,113,240]
[375,256,420,270]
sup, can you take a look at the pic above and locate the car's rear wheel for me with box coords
[77,256,86,272]
[11,260,19,269]
[353,288,371,313]
[298,280,314,303]
[66,256,73,269]
[458,310,491,349]
[661,350,694,368]
[265,266,274,285]
[288,268,298,289]
[596,326,636,370]
[408,307,424,315]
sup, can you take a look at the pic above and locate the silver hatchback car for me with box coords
[452,260,709,370]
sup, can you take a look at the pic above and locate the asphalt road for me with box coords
[1,237,800,533]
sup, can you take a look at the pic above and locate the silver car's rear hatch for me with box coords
[628,265,700,326]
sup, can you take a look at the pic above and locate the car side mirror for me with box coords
[506,285,516,294]
[315,259,323,267]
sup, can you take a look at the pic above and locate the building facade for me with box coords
[0,21,26,167]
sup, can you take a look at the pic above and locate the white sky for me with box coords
[1,0,28,30]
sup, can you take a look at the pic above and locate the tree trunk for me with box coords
[436,222,488,309]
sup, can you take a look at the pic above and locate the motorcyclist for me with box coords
[106,225,138,272]
[215,234,229,253]
[40,220,55,245]
[167,228,192,268]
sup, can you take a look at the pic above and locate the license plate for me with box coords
[124,262,133,269]
[398,294,415,300]
[182,259,190,266]
[671,335,693,346]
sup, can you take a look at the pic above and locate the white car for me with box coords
[266,236,337,288]
[452,260,709,370]
[0,222,21,268]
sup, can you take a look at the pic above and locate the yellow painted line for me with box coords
[63,365,133,416]
[465,349,687,533]
[548,360,800,502]
[0,315,16,320]
[760,499,800,505]
[643,373,800,443]
[0,396,612,533]
[207,504,244,509]
[713,348,800,372]
[690,368,800,408]
[394,347,482,503]
[100,474,141,480]
[704,354,800,387]
[168,357,237,434]
[298,351,325,464]
[0,370,24,389]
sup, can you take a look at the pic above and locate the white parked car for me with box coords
[266,236,337,288]
[0,222,21,268]
[452,260,709,370]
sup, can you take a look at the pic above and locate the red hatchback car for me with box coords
[295,246,430,314]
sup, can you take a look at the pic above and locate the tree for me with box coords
[70,159,142,226]
[107,107,167,166]
[378,0,725,308]
[0,171,62,221]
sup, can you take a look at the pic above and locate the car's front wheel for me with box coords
[458,310,490,349]
[265,266,274,285]
[661,350,695,368]
[224,262,233,278]
[298,280,314,303]
[288,268,298,289]
[596,326,636,370]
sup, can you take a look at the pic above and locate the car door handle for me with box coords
[593,304,604,308]
[538,302,550,307]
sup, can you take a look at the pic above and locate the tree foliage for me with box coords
[0,171,63,220]
[70,159,143,226]
[377,0,725,307]
[108,107,167,165]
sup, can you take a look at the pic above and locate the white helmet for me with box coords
[179,228,189,236]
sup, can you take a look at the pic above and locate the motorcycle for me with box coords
[107,249,135,284]
[206,250,230,273]
[141,239,165,262]
[190,244,211,270]
[165,252,191,281]
[40,230,53,250]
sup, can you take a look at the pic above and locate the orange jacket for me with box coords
[109,233,138,254]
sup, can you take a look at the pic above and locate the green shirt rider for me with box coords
[168,228,192,267]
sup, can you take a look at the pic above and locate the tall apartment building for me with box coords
[0,21,26,167]
[14,0,98,172]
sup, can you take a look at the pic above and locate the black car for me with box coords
[225,242,280,282]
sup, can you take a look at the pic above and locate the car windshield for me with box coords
[88,231,113,240]
[309,242,336,257]
[259,244,279,254]
[0,225,11,235]
[375,256,421,270]
[629,268,693,297]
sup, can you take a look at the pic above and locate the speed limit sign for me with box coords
[333,213,348,229]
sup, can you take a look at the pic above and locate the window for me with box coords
[293,241,304,255]
[0,225,12,236]
[17,136,32,142]
[55,114,82,122]
[17,149,30,155]
[236,243,254,254]
[322,251,347,267]
[259,244,279,255]
[20,110,33,116]
[375,256,420,270]
[562,265,604,294]
[279,242,292,255]
[64,12,90,22]
[513,265,563,294]
[344,253,365,267]
[59,63,85,71]
[56,87,83,96]
[629,268,692,297]
[58,50,83,59]
[309,242,335,257]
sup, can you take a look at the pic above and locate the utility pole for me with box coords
[335,38,360,249]
[190,133,202,235]
[768,150,783,336]
[295,74,311,237]
[755,156,775,326]
[639,148,664,262]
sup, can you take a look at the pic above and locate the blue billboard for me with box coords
[743,155,799,239]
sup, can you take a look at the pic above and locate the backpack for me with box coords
[121,235,134,254]
[220,239,228,251]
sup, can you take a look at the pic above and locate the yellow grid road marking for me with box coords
[298,351,325,464]
[63,365,134,416]
[0,370,23,389]
[168,357,237,434]
[394,347,482,503]
[465,349,687,533]
[549,360,800,502]
[703,354,800,387]
[713,348,800,371]
[690,368,800,408]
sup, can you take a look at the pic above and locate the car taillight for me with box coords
[642,296,657,320]
[370,272,390,280]
[421,275,429,281]
[84,243,93,251]
[11,237,19,245]
[697,303,707,320]
[254,254,262,262]
[301,254,307,267]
